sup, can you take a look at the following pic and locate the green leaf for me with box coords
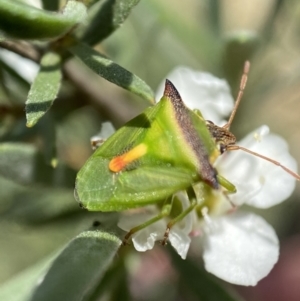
[81,0,140,45]
[26,51,62,127]
[0,0,87,39]
[70,42,155,103]
[0,143,48,185]
[170,249,243,301]
[29,230,122,301]
[0,68,27,105]
[0,55,31,89]
[0,142,76,186]
[39,113,57,167]
[83,257,129,301]
[0,253,56,301]
[3,187,79,224]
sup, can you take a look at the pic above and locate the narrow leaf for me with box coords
[38,112,57,166]
[0,55,31,91]
[29,230,122,301]
[26,51,62,127]
[0,254,56,301]
[83,257,126,301]
[81,0,140,45]
[70,42,155,103]
[4,188,79,224]
[0,143,48,185]
[0,0,87,39]
[0,142,76,186]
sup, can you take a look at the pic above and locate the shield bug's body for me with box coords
[75,79,229,211]
[75,62,300,243]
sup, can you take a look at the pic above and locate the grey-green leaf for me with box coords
[4,187,79,224]
[0,0,87,39]
[0,253,56,301]
[81,0,140,45]
[0,143,46,185]
[26,51,62,127]
[70,42,155,103]
[0,143,76,186]
[29,230,122,301]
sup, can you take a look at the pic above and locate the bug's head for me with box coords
[205,61,250,154]
[205,61,300,182]
[206,120,236,154]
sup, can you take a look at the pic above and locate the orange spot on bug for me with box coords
[109,143,147,172]
[109,156,127,172]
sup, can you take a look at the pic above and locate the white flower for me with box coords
[118,66,298,286]
[215,125,297,208]
[202,211,279,286]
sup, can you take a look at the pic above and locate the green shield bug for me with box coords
[75,61,300,244]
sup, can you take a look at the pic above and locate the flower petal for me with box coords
[216,126,297,208]
[168,191,194,259]
[172,191,194,232]
[118,211,165,252]
[203,212,279,286]
[132,223,165,252]
[169,228,191,259]
[156,66,234,125]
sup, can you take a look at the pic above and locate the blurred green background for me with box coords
[1,0,300,300]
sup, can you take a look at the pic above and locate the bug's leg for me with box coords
[91,122,116,150]
[90,136,106,150]
[216,174,236,194]
[122,201,172,246]
[161,189,197,246]
[216,174,237,208]
[160,177,236,245]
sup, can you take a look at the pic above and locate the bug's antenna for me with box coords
[223,61,250,130]
[227,145,300,181]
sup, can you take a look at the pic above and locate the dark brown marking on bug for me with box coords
[163,79,219,189]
